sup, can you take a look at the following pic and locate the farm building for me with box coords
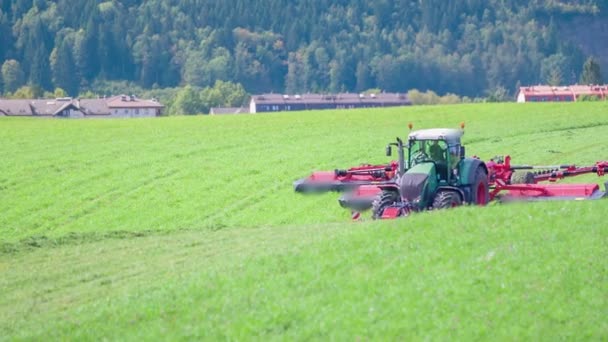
[0,95,164,118]
[517,85,608,102]
[249,93,411,113]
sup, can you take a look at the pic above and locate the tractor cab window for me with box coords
[409,140,448,165]
[409,139,448,165]
[429,140,448,162]
[409,140,427,165]
[448,144,461,169]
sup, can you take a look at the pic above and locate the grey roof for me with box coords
[251,92,411,105]
[77,99,111,115]
[0,99,34,116]
[29,99,77,115]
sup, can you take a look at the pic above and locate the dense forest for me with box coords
[0,0,606,102]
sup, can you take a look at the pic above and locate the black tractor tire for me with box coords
[432,190,463,210]
[371,190,399,220]
[510,171,535,184]
[471,167,490,205]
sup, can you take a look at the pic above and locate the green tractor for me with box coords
[373,128,489,219]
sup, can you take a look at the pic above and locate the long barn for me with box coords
[249,93,411,113]
[517,85,608,102]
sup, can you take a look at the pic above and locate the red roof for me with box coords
[519,85,607,98]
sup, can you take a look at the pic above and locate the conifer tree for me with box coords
[580,57,604,85]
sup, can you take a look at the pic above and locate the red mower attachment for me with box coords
[338,184,383,211]
[293,161,398,193]
[497,182,606,201]
[487,157,608,201]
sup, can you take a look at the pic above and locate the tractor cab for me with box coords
[407,128,464,184]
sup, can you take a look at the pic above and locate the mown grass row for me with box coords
[1,102,607,248]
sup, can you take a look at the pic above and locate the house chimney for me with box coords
[121,95,127,101]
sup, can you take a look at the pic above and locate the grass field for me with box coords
[1,102,607,339]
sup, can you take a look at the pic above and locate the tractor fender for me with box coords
[459,158,488,185]
[378,183,400,193]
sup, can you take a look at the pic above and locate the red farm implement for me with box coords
[293,161,398,193]
[294,127,608,219]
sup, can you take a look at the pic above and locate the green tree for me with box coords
[2,59,26,93]
[285,52,306,94]
[200,80,249,113]
[74,19,100,81]
[16,12,52,90]
[11,85,43,99]
[170,85,203,115]
[182,49,207,87]
[50,39,78,96]
[540,54,568,86]
[407,89,441,105]
[355,62,371,93]
[0,9,11,62]
[579,57,603,85]
[53,87,67,98]
[485,85,510,103]
[547,69,562,87]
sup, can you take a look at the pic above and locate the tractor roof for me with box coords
[408,128,463,143]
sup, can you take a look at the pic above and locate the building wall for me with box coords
[253,102,408,113]
[517,92,525,103]
[109,107,159,118]
[67,109,84,118]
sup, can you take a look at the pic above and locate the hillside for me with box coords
[0,0,606,98]
[1,103,607,338]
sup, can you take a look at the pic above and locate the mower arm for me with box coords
[294,161,398,193]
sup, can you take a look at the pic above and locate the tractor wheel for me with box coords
[510,171,535,184]
[371,190,399,219]
[432,191,462,210]
[471,167,489,205]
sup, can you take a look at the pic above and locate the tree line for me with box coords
[0,0,606,108]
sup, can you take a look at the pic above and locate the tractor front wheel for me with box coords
[471,167,489,205]
[371,190,399,219]
[432,191,462,210]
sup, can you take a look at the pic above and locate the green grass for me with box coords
[1,102,607,339]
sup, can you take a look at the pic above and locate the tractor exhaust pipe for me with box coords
[386,137,406,177]
[397,137,405,177]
